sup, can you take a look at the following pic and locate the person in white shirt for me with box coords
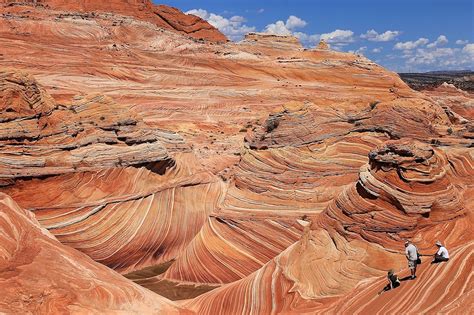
[405,240,418,279]
[432,241,449,263]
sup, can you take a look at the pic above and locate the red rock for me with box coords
[0,2,473,313]
[0,0,227,42]
[0,192,188,314]
[0,70,224,275]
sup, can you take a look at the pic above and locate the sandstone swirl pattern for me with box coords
[185,139,473,314]
[0,1,473,313]
[0,193,188,314]
[0,71,224,274]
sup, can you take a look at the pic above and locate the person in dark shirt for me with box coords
[378,269,400,295]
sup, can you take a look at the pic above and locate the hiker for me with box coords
[432,241,449,263]
[405,240,419,279]
[378,269,400,295]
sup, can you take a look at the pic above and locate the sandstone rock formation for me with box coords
[0,70,224,275]
[0,1,473,313]
[316,39,329,50]
[0,0,227,42]
[0,192,187,314]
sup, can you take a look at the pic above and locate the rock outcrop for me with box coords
[0,192,187,314]
[316,39,329,50]
[0,0,227,42]
[243,32,303,50]
[0,71,224,274]
[0,2,473,313]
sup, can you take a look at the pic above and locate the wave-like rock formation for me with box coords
[0,71,184,181]
[184,139,473,314]
[0,192,187,314]
[184,231,473,314]
[322,140,468,247]
[1,1,473,313]
[0,0,227,42]
[0,71,224,274]
[326,241,474,314]
[155,92,471,286]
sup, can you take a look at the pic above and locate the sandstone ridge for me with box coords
[0,0,227,42]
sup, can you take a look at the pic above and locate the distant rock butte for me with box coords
[316,39,329,50]
[0,0,227,42]
[0,2,473,314]
[243,32,303,50]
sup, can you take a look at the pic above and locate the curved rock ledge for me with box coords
[0,193,187,314]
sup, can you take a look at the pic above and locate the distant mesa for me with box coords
[243,32,303,50]
[399,70,474,92]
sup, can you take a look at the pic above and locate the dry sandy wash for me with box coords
[0,0,473,314]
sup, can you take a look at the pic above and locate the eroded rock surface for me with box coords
[0,71,224,275]
[0,0,226,42]
[0,193,187,314]
[0,1,473,313]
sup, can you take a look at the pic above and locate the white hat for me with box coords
[435,241,442,247]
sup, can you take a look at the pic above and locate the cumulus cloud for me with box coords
[406,47,455,65]
[361,29,400,42]
[349,46,367,55]
[372,47,383,53]
[186,9,255,41]
[264,20,292,35]
[264,15,307,35]
[456,39,468,45]
[293,32,320,46]
[395,44,473,71]
[320,29,354,45]
[285,15,307,29]
[187,9,208,19]
[463,43,474,56]
[394,38,429,50]
[427,35,448,48]
[295,29,355,48]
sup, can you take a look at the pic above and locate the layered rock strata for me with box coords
[0,193,187,314]
[0,71,224,274]
[0,0,227,42]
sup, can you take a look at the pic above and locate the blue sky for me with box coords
[158,0,473,72]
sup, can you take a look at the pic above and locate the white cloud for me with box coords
[427,35,448,48]
[320,29,354,45]
[264,20,291,35]
[264,15,307,36]
[186,9,255,41]
[463,43,474,56]
[294,32,320,46]
[456,39,468,45]
[407,47,455,65]
[372,47,383,53]
[295,29,355,48]
[187,9,208,19]
[394,38,429,50]
[390,38,474,72]
[361,29,400,42]
[257,8,265,14]
[397,45,472,71]
[349,46,367,55]
[285,15,307,29]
